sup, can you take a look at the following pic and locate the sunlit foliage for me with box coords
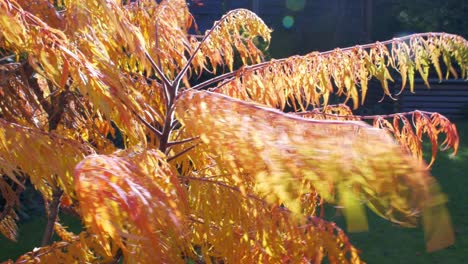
[0,0,466,263]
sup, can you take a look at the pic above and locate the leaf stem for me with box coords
[167,144,198,161]
[167,136,200,147]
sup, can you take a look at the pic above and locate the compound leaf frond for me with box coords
[176,90,454,251]
[192,8,272,74]
[74,148,189,263]
[212,33,467,111]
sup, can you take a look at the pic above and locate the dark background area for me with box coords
[189,0,468,118]
[189,0,468,57]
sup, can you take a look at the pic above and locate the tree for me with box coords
[0,0,466,263]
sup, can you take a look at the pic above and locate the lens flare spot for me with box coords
[282,16,295,29]
[286,0,306,12]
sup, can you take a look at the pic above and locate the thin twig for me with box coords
[189,34,205,40]
[167,144,198,162]
[154,22,171,108]
[134,111,163,137]
[167,136,200,147]
[145,52,172,89]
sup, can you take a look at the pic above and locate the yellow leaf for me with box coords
[339,183,369,232]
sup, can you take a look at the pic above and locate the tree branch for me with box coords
[145,52,173,90]
[41,189,63,246]
[153,22,171,108]
[159,109,174,153]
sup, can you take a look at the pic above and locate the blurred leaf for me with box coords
[74,148,189,263]
[176,89,452,242]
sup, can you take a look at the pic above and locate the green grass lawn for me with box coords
[1,122,467,263]
[345,121,468,264]
[0,213,83,262]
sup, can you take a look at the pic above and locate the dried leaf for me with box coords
[0,210,18,242]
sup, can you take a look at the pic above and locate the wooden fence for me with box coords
[394,79,468,119]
